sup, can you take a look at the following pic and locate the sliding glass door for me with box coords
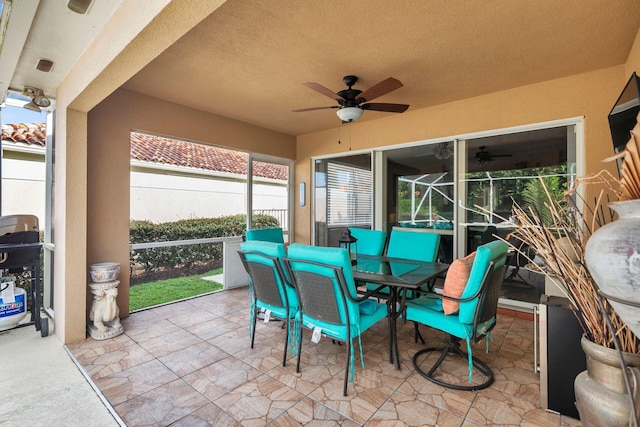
[311,121,579,282]
[249,155,292,242]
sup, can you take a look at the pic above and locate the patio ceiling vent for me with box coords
[67,0,94,14]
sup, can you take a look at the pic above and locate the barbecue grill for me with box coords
[0,215,43,333]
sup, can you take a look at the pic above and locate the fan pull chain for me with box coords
[337,124,352,151]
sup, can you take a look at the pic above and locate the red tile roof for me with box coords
[1,123,47,146]
[1,124,287,180]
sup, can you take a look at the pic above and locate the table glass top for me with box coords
[353,255,448,288]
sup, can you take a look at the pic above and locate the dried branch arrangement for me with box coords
[508,182,639,353]
[504,114,640,352]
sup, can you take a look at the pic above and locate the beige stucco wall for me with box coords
[625,28,640,78]
[54,107,89,342]
[52,3,640,345]
[55,0,230,343]
[293,66,628,245]
[86,89,295,328]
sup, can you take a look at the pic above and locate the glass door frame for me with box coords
[247,153,294,240]
[43,110,55,316]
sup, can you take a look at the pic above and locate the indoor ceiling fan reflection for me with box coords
[475,146,512,164]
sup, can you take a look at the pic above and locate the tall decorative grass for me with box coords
[505,178,639,353]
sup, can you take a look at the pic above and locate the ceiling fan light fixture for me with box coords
[336,107,363,122]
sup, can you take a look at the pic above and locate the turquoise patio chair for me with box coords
[348,227,387,256]
[283,244,387,396]
[404,240,508,390]
[238,240,297,366]
[386,228,440,262]
[366,228,441,297]
[245,227,285,244]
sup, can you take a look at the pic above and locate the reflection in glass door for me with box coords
[386,142,456,263]
[458,126,576,257]
[313,153,372,248]
[250,157,291,242]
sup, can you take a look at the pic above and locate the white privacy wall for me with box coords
[1,151,288,226]
[2,156,46,225]
[130,167,287,223]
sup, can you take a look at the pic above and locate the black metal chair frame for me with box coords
[283,257,377,396]
[504,235,536,288]
[238,250,293,367]
[409,254,507,391]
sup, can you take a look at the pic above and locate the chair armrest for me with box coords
[351,285,388,302]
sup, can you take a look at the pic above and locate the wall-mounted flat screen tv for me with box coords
[608,72,640,164]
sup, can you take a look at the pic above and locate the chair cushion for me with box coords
[386,229,440,262]
[298,300,386,340]
[287,244,355,290]
[442,252,476,315]
[348,228,386,256]
[240,240,286,258]
[405,299,473,339]
[459,240,508,324]
[245,227,284,243]
[359,298,378,315]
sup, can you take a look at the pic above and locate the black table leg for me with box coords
[387,287,401,370]
[387,296,394,364]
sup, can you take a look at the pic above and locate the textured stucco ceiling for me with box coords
[4,0,122,103]
[119,0,640,137]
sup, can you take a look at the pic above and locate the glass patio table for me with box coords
[353,254,449,370]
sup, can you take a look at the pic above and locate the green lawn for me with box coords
[129,268,224,311]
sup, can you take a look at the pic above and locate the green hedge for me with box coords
[130,214,279,277]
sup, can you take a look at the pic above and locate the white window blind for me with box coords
[327,162,372,226]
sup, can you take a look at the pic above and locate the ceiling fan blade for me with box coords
[492,154,513,158]
[303,82,343,101]
[362,103,409,113]
[357,77,403,102]
[292,106,338,112]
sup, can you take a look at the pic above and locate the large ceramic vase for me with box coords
[574,337,640,426]
[584,199,640,339]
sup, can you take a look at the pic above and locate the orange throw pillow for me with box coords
[442,252,476,315]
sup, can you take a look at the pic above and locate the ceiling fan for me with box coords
[475,146,513,163]
[293,75,410,122]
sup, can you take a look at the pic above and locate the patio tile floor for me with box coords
[68,287,582,426]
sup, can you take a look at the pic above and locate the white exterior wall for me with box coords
[0,150,288,225]
[2,156,46,226]
[130,169,288,223]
